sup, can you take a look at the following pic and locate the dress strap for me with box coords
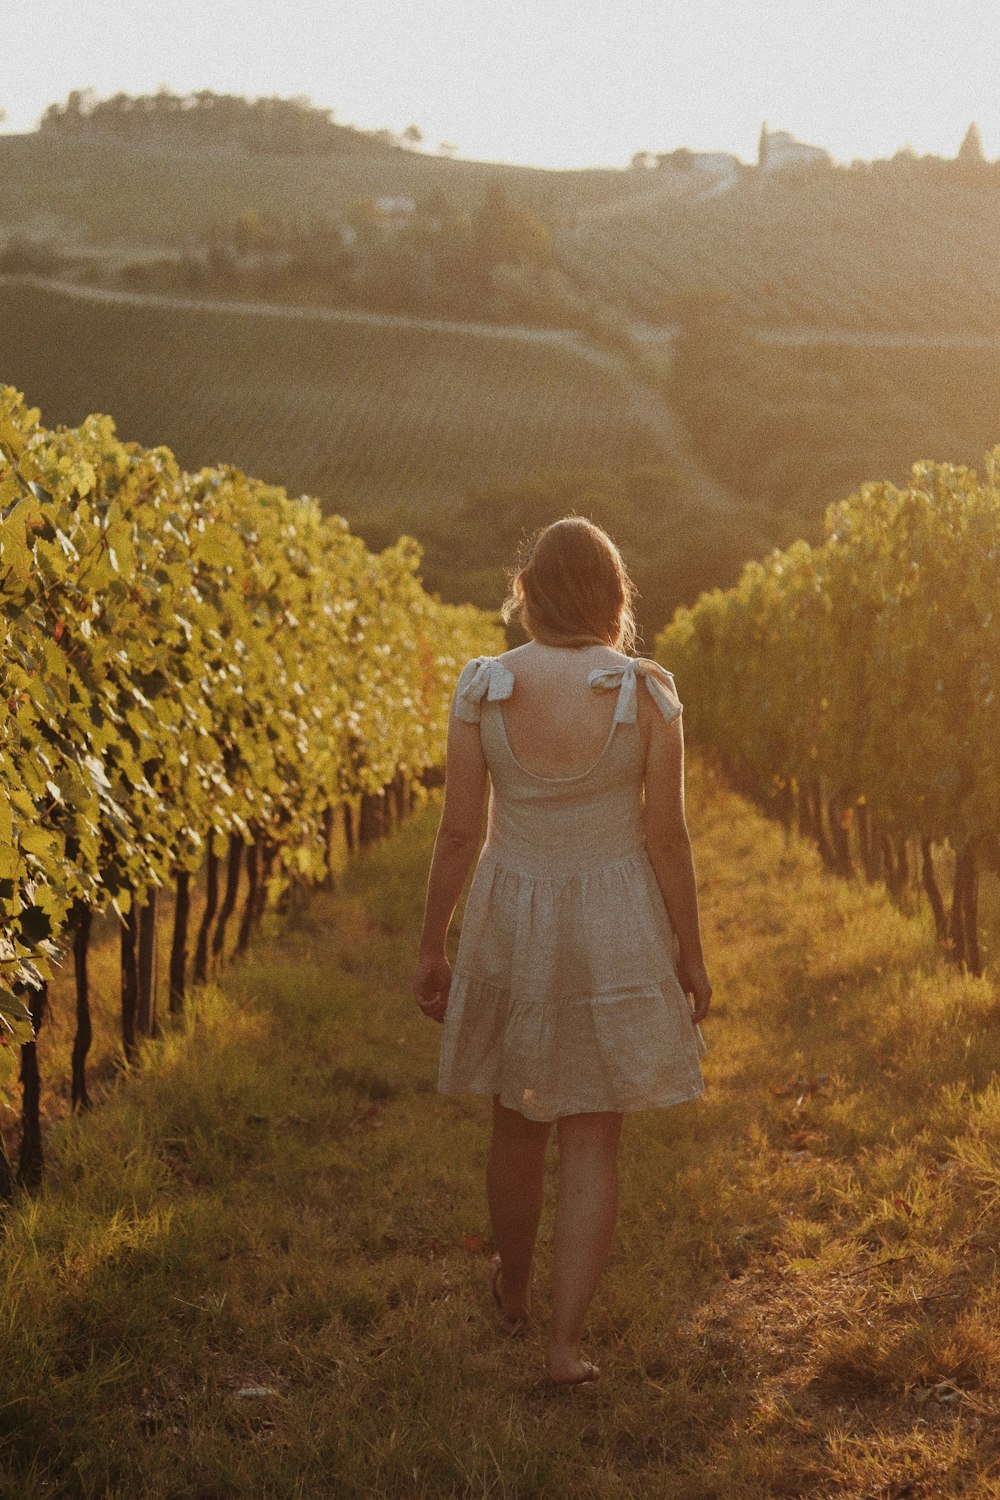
[453,656,515,723]
[587,658,683,725]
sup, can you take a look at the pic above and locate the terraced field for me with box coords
[0,280,678,515]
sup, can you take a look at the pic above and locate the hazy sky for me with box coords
[5,0,1000,168]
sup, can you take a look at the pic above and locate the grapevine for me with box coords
[0,387,501,1179]
[656,452,1000,970]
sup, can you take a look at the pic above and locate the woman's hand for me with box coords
[678,956,712,1024]
[413,951,452,1024]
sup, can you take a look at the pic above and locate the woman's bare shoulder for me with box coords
[498,642,630,664]
[501,644,634,696]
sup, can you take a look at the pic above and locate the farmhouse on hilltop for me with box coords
[757,124,832,173]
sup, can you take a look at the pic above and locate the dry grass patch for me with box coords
[2,761,1000,1497]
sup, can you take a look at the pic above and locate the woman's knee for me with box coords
[556,1110,623,1160]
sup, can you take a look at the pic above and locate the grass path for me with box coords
[3,763,1000,1498]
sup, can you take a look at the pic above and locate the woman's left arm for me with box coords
[413,710,488,1023]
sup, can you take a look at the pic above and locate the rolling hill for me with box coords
[0,279,681,513]
[6,127,1000,336]
[1,276,778,638]
[5,117,1000,635]
[0,129,629,252]
[559,156,1000,334]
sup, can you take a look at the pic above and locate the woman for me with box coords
[412,517,712,1386]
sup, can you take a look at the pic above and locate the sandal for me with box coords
[488,1254,530,1335]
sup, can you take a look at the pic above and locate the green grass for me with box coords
[3,762,1000,1497]
[0,282,674,519]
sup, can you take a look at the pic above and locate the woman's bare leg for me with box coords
[549,1110,624,1382]
[487,1096,552,1322]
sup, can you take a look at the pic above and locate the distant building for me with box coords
[375,196,416,220]
[650,147,739,177]
[757,124,831,173]
[689,151,740,179]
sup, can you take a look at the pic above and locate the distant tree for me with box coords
[402,124,423,149]
[630,151,656,170]
[958,122,985,162]
[418,188,455,222]
[471,184,551,276]
[348,196,381,243]
[41,88,95,132]
[758,120,769,168]
[438,141,459,158]
[656,147,694,171]
[230,208,275,255]
[34,88,394,156]
[152,84,182,115]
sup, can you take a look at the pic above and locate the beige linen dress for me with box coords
[437,654,707,1122]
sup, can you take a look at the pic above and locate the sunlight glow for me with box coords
[5,0,1000,167]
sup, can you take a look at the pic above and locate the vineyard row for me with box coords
[0,386,501,1190]
[655,452,1000,965]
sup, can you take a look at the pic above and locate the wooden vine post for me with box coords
[194,846,220,984]
[237,843,260,953]
[137,892,159,1037]
[121,902,140,1064]
[212,835,244,962]
[17,983,48,1190]
[170,870,191,1014]
[920,839,948,944]
[71,903,94,1111]
[0,1132,13,1203]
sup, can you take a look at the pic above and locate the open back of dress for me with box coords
[437,653,706,1122]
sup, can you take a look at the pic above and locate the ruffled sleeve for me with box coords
[587,658,682,725]
[452,656,515,723]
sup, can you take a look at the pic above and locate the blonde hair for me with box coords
[501,516,638,652]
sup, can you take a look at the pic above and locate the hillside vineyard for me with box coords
[0,386,500,1181]
[0,283,672,515]
[657,456,1000,969]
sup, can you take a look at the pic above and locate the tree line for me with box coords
[39,88,405,156]
[119,182,558,325]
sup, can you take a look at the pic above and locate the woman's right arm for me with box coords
[641,709,712,1023]
[412,704,487,1022]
